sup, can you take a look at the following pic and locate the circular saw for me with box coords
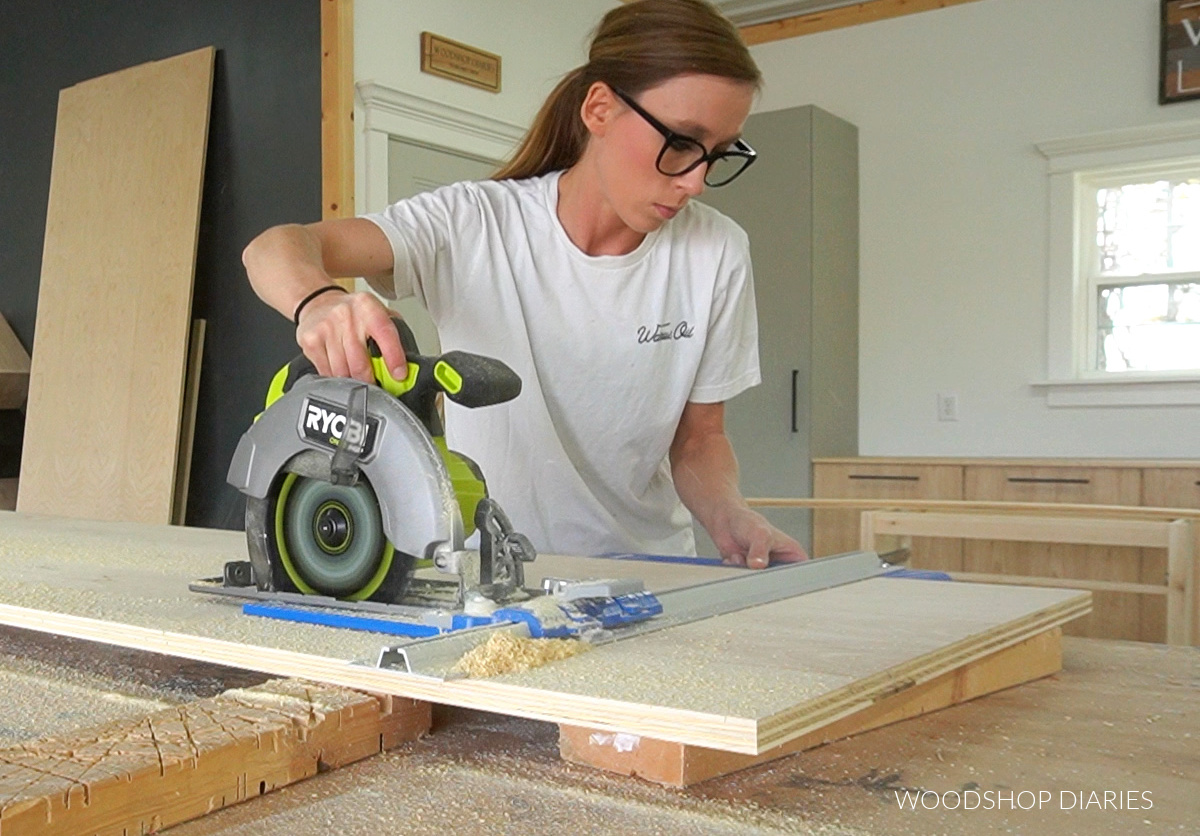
[225,316,533,605]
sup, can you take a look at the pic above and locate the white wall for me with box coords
[355,0,1200,460]
[752,0,1200,458]
[356,0,616,140]
[352,0,618,344]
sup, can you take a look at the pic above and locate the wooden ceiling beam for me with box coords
[739,0,985,45]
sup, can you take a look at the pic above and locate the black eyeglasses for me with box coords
[611,86,757,188]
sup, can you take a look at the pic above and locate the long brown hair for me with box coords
[493,0,760,181]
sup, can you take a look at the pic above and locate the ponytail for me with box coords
[494,0,760,182]
[493,68,591,181]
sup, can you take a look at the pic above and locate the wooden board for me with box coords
[36,637,1188,836]
[321,0,354,220]
[0,512,1090,756]
[0,314,30,410]
[739,0,986,45]
[18,48,214,524]
[172,318,206,525]
[560,627,1063,786]
[1143,467,1200,645]
[687,637,1200,835]
[0,678,430,836]
[862,511,1196,646]
[810,461,965,568]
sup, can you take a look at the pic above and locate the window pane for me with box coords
[1096,179,1200,275]
[1097,282,1200,371]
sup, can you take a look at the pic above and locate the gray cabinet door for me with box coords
[697,106,859,554]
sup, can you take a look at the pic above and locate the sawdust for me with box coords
[162,753,862,836]
[497,615,850,716]
[452,631,590,678]
[514,594,572,629]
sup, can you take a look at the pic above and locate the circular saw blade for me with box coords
[256,469,416,602]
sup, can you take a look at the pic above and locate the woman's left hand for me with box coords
[709,506,808,569]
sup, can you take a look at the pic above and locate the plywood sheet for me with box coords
[18,48,214,524]
[559,628,1064,786]
[172,318,206,525]
[0,512,1089,755]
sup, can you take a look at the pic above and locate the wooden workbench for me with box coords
[0,512,1190,833]
[160,636,1199,835]
[2,631,1186,836]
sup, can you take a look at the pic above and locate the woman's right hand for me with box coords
[243,218,405,384]
[295,289,407,384]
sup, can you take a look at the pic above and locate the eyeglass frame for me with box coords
[609,85,757,188]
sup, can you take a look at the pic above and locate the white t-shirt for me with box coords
[363,171,760,556]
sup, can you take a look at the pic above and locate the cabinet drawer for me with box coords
[964,466,1141,505]
[1142,468,1200,510]
[964,465,1149,641]
[812,463,962,568]
[814,463,963,500]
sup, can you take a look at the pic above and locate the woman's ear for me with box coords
[579,81,618,138]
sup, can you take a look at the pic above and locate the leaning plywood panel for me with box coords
[18,48,214,524]
[0,513,1090,755]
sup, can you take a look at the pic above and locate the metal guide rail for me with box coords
[381,550,893,679]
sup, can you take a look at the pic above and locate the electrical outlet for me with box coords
[937,393,959,422]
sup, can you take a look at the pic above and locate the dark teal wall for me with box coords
[0,0,322,528]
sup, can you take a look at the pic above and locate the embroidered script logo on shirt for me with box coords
[637,321,696,344]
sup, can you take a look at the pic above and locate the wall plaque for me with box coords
[1161,0,1200,104]
[420,32,500,93]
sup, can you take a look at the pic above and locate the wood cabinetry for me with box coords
[1139,468,1200,644]
[812,462,962,570]
[813,458,1200,643]
[961,464,1146,641]
[1143,467,1200,511]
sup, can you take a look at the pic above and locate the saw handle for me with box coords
[266,316,521,428]
[365,317,521,432]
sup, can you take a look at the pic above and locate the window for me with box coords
[1035,122,1200,407]
[1084,168,1200,373]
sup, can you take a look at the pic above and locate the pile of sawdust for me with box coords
[453,631,590,678]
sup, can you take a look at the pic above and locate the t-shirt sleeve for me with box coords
[359,183,472,314]
[689,226,761,404]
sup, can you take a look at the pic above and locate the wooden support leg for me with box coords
[559,628,1062,788]
[0,679,431,835]
[1165,519,1192,645]
[1193,520,1200,647]
[858,508,877,553]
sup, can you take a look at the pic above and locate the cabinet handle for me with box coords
[1006,477,1090,485]
[848,474,920,482]
[791,370,799,434]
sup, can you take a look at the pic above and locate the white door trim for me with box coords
[354,80,525,215]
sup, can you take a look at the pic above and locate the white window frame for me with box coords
[1080,161,1200,375]
[1034,120,1200,407]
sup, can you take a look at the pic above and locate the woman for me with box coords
[242,0,806,568]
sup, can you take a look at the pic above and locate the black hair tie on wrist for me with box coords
[293,284,348,326]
